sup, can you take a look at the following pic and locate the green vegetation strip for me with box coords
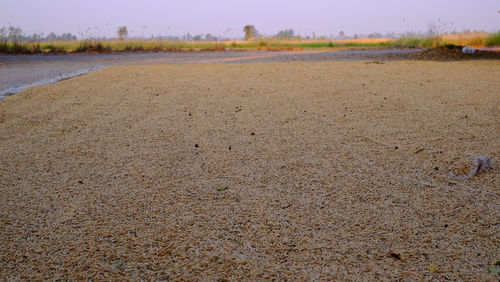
[1,31,499,54]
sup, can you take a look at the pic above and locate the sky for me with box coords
[1,0,499,38]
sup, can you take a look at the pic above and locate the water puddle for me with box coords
[0,65,105,100]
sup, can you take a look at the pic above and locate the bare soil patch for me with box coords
[0,61,499,280]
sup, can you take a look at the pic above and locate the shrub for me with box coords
[11,42,31,54]
[214,43,226,51]
[0,41,8,53]
[75,41,111,53]
[485,31,500,46]
[392,38,422,48]
[31,43,41,53]
[419,36,442,49]
[443,43,462,49]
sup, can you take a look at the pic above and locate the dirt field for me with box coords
[0,61,499,280]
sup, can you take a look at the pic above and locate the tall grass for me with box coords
[419,36,443,49]
[393,31,499,49]
[75,40,111,53]
[0,38,406,54]
[440,32,489,47]
[0,31,498,54]
[0,41,42,54]
[485,31,500,46]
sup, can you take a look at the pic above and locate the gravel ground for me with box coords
[0,61,499,280]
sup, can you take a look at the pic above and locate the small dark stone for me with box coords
[434,167,439,171]
[194,144,199,148]
[444,224,448,227]
[251,132,255,136]
[228,146,231,151]
[78,180,83,184]
[388,252,402,260]
[188,113,191,116]
[394,146,398,149]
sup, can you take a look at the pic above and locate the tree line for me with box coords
[0,26,77,42]
[1,24,493,43]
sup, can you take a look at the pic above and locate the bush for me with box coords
[75,40,91,52]
[31,43,41,53]
[485,31,500,46]
[132,45,144,52]
[214,43,226,51]
[392,38,422,48]
[42,44,65,53]
[75,41,111,53]
[0,41,8,53]
[419,36,442,49]
[443,43,462,49]
[0,41,34,54]
[11,42,31,54]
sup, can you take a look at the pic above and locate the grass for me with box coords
[0,41,36,54]
[485,31,500,47]
[0,32,499,55]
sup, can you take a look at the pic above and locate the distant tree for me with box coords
[426,22,438,37]
[192,34,202,41]
[243,25,258,41]
[8,26,23,42]
[0,27,7,40]
[61,33,77,41]
[367,32,382,39]
[339,30,344,40]
[275,29,294,40]
[205,33,217,41]
[48,32,57,41]
[117,26,128,40]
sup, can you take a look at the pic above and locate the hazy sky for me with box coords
[1,0,499,38]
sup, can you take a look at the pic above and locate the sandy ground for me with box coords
[0,61,499,280]
[0,49,425,97]
[3,48,499,98]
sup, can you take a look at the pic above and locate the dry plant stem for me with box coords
[447,180,500,199]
